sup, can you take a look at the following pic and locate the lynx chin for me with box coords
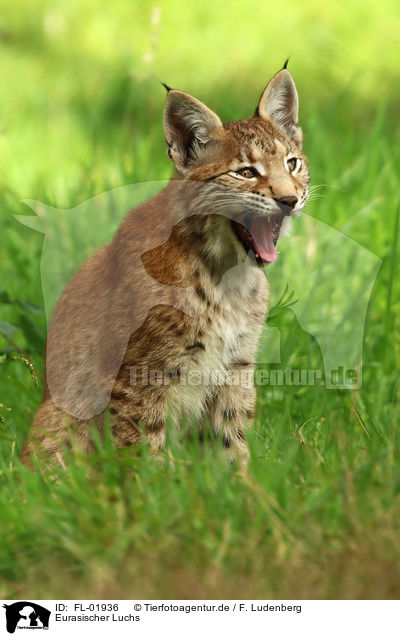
[22,67,310,465]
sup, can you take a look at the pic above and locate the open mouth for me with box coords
[231,211,286,265]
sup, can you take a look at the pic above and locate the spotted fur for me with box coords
[22,69,310,465]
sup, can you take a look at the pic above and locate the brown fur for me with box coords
[22,69,310,465]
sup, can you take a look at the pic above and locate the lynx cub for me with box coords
[22,67,310,464]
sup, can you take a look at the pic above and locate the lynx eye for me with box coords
[235,167,258,179]
[285,157,301,175]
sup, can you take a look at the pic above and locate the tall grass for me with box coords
[0,0,399,599]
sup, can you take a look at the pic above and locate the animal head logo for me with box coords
[16,181,380,417]
[2,602,50,633]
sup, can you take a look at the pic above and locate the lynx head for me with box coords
[163,68,310,266]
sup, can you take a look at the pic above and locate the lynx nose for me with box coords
[275,195,298,209]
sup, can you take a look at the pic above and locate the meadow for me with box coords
[0,0,399,599]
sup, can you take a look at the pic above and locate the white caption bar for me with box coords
[1,599,398,635]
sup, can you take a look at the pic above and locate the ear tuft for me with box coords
[282,57,290,70]
[256,69,302,146]
[161,81,173,93]
[163,90,223,172]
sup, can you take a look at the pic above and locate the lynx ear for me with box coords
[256,69,302,147]
[163,90,224,172]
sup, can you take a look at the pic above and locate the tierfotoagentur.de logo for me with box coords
[2,602,51,633]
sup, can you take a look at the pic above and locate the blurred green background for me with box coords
[0,0,400,600]
[2,0,400,195]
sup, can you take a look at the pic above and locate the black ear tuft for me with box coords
[282,57,290,70]
[161,82,173,93]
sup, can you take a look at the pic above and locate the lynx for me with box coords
[22,67,310,465]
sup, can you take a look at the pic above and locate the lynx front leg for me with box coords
[109,381,170,453]
[207,365,256,460]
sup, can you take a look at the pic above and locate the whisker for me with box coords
[308,183,344,193]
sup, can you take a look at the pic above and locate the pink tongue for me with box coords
[250,216,277,262]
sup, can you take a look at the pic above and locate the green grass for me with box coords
[0,0,400,600]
